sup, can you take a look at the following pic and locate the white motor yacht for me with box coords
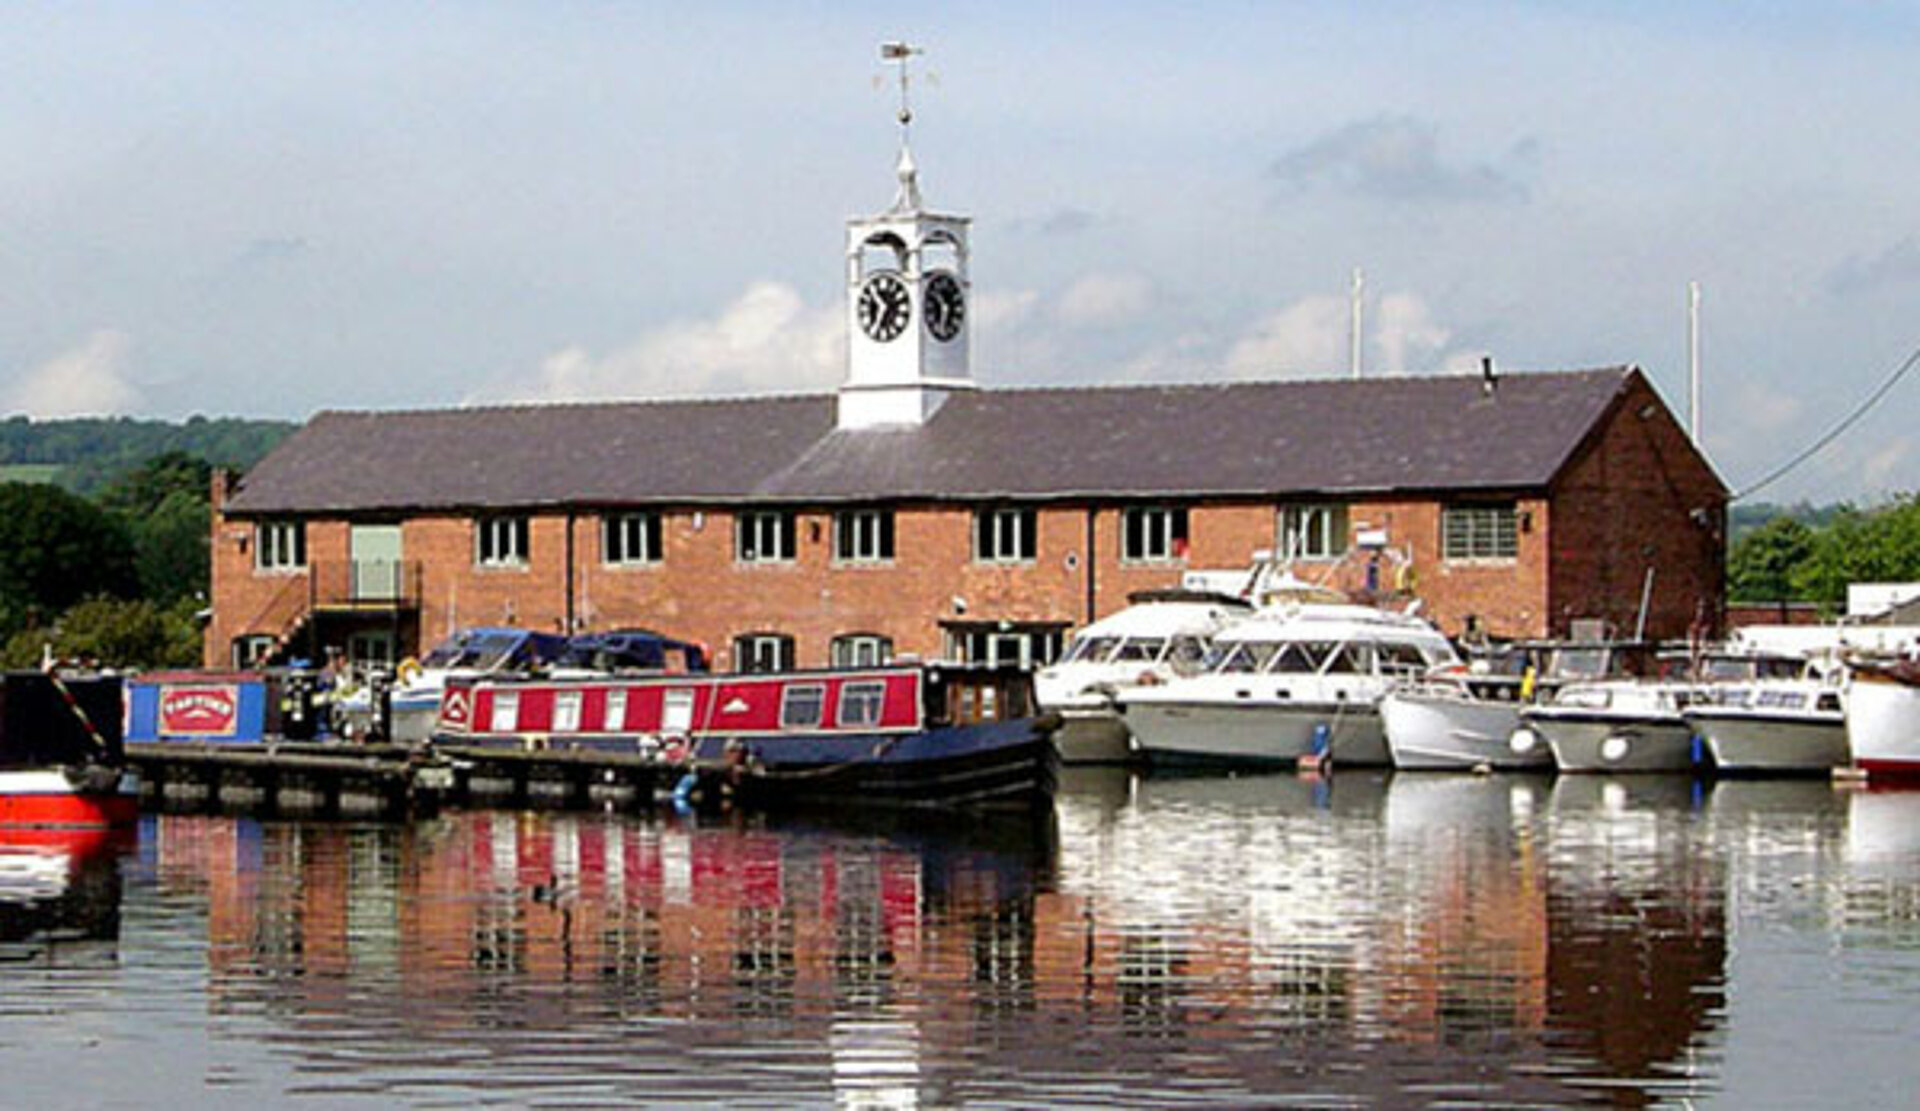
[1118,601,1459,767]
[1685,657,1847,774]
[1381,659,1546,772]
[1033,589,1251,763]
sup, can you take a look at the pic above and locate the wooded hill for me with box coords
[0,414,294,493]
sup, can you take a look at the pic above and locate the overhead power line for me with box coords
[1732,341,1920,502]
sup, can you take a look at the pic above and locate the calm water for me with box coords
[4,770,1920,1108]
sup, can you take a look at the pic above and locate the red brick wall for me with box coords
[1544,373,1727,640]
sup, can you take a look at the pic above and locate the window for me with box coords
[1279,505,1347,560]
[490,691,520,733]
[552,690,583,732]
[838,681,887,727]
[973,506,1037,563]
[943,624,1065,669]
[734,633,795,673]
[1442,503,1518,560]
[1123,506,1189,562]
[475,515,530,567]
[736,511,796,563]
[602,688,629,731]
[780,684,825,729]
[232,635,276,667]
[833,509,895,562]
[255,521,306,571]
[831,634,893,668]
[603,512,661,565]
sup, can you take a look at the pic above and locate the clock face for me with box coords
[858,272,912,342]
[923,271,965,342]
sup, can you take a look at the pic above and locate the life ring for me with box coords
[396,657,423,685]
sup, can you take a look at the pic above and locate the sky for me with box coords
[2,2,1918,504]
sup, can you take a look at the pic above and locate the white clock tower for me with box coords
[838,42,974,431]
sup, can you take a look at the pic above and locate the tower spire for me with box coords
[881,41,925,212]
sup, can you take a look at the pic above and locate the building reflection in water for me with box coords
[130,773,1920,1104]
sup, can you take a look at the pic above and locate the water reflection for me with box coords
[9,776,1920,1104]
[0,827,125,962]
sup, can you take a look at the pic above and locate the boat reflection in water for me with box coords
[0,825,126,961]
[88,770,1920,1106]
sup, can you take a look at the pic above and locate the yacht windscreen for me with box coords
[1216,642,1280,673]
[1168,636,1208,673]
[1064,636,1121,664]
[1112,638,1166,663]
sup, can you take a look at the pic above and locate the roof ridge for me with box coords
[311,390,837,420]
[957,364,1634,400]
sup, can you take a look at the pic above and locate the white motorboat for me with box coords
[333,626,574,742]
[1033,589,1251,763]
[1118,601,1459,767]
[1846,659,1920,780]
[1685,661,1848,774]
[1525,648,1801,774]
[1381,668,1546,771]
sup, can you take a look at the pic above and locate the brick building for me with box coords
[206,137,1726,671]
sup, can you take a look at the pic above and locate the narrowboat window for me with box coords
[839,681,887,727]
[490,691,520,733]
[255,520,307,571]
[552,690,583,732]
[603,689,628,731]
[831,634,893,668]
[781,684,826,729]
[1441,503,1518,560]
[973,506,1037,563]
[1122,506,1189,563]
[736,510,796,563]
[662,689,695,732]
[475,515,530,567]
[734,633,795,673]
[1278,505,1348,561]
[603,511,662,565]
[833,509,895,563]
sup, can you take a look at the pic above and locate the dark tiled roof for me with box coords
[224,366,1677,514]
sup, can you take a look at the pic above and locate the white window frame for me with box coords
[552,690,584,732]
[831,634,893,668]
[735,633,795,673]
[833,509,894,563]
[973,506,1036,563]
[255,520,307,572]
[1280,504,1348,561]
[489,690,521,733]
[603,511,661,566]
[475,515,530,567]
[1122,506,1189,563]
[736,510,795,563]
[1442,503,1519,561]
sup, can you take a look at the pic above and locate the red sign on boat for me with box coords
[160,685,240,736]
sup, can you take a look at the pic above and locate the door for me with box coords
[350,525,404,601]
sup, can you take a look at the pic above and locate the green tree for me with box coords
[1790,496,1920,607]
[0,595,202,669]
[96,452,214,603]
[0,482,139,636]
[1727,517,1817,602]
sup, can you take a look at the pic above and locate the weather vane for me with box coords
[880,41,924,143]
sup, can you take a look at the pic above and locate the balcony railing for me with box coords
[308,559,425,610]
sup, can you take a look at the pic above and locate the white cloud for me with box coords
[973,288,1041,333]
[476,281,843,403]
[1055,272,1154,328]
[3,330,141,417]
[1372,293,1452,376]
[1224,295,1349,379]
[1862,437,1910,490]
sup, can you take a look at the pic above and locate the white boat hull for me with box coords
[1848,671,1920,778]
[1689,708,1848,773]
[1528,710,1698,773]
[1052,707,1136,764]
[1380,688,1546,771]
[1123,700,1389,766]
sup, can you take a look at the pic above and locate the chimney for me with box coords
[1480,355,1498,396]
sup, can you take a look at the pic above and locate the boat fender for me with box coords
[1310,722,1332,758]
[1509,727,1540,756]
[1518,666,1538,701]
[672,771,699,808]
[1600,734,1631,763]
[396,658,423,686]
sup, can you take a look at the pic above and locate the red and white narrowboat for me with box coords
[432,663,1058,810]
[0,670,138,830]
